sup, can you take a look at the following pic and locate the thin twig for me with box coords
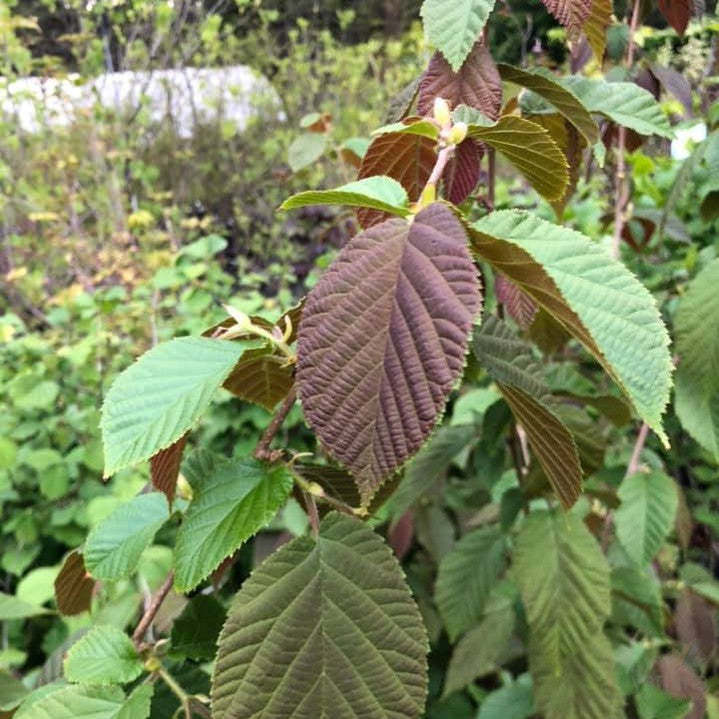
[304,491,320,538]
[132,572,174,645]
[610,0,642,259]
[254,386,297,461]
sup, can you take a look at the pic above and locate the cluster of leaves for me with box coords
[3,1,719,719]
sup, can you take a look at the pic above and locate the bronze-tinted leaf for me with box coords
[418,42,502,119]
[675,589,717,663]
[356,131,437,228]
[658,654,707,719]
[151,435,187,503]
[582,0,612,60]
[54,551,94,616]
[541,0,593,37]
[495,274,537,329]
[443,139,483,204]
[658,0,692,35]
[223,348,295,411]
[297,203,481,504]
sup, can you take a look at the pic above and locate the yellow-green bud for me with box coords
[448,121,468,145]
[433,97,451,128]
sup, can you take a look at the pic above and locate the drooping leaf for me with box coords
[84,492,170,582]
[442,139,483,204]
[457,109,569,201]
[658,0,692,35]
[658,654,706,719]
[54,551,94,616]
[559,77,674,138]
[150,435,187,504]
[421,0,498,71]
[674,259,719,461]
[211,512,428,719]
[0,592,50,620]
[418,41,502,119]
[16,684,153,719]
[281,176,411,217]
[101,337,260,476]
[540,0,592,36]
[498,64,599,145]
[386,423,477,519]
[223,347,295,412]
[64,625,144,685]
[582,0,612,60]
[468,210,673,444]
[500,384,583,508]
[615,470,678,566]
[435,526,507,641]
[443,592,515,695]
[356,130,437,228]
[636,684,692,719]
[513,511,620,719]
[384,77,422,123]
[297,204,481,504]
[173,458,293,591]
[171,595,226,661]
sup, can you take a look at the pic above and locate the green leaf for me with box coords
[513,511,621,719]
[84,493,169,582]
[101,337,260,476]
[16,684,153,719]
[443,592,515,695]
[297,204,482,503]
[288,132,327,172]
[559,77,674,138]
[386,424,476,519]
[674,259,719,461]
[171,595,226,660]
[497,64,599,145]
[478,676,535,719]
[211,512,428,719]
[421,0,498,71]
[173,458,293,591]
[0,671,28,711]
[459,111,569,201]
[64,626,143,685]
[0,592,50,620]
[281,176,410,217]
[371,119,440,140]
[435,526,507,641]
[468,210,673,444]
[611,566,664,637]
[615,470,678,566]
[583,0,612,60]
[636,684,692,719]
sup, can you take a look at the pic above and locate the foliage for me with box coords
[2,1,719,718]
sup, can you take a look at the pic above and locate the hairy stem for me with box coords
[132,571,174,646]
[254,386,297,461]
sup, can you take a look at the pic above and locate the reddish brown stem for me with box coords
[132,571,174,646]
[254,386,297,461]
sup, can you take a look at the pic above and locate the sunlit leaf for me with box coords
[64,626,143,685]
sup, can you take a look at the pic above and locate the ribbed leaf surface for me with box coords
[174,458,293,591]
[418,42,501,119]
[497,64,599,145]
[64,626,143,685]
[460,112,569,201]
[356,131,436,228]
[435,526,507,640]
[582,0,612,60]
[494,274,537,329]
[54,551,94,616]
[469,210,672,444]
[540,0,592,36]
[674,259,719,460]
[84,493,169,582]
[150,435,187,503]
[223,347,295,412]
[297,204,481,503]
[101,337,260,476]
[16,685,153,719]
[442,139,483,204]
[211,512,428,719]
[421,0,498,71]
[514,511,620,719]
[615,470,678,566]
[559,77,673,138]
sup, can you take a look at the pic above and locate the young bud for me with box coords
[223,304,253,331]
[448,121,468,146]
[433,97,452,128]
